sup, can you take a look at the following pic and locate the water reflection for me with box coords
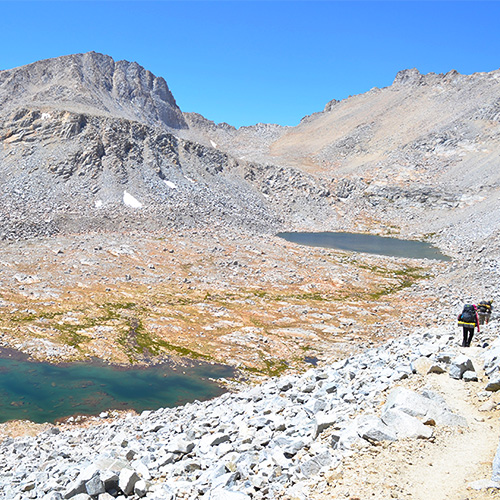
[278,232,450,261]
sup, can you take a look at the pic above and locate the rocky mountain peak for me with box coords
[391,67,500,88]
[392,68,424,86]
[0,51,187,129]
[323,98,339,112]
[183,111,237,133]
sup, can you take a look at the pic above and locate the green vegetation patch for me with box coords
[241,358,289,377]
[250,289,330,302]
[368,266,429,299]
[10,309,65,323]
[263,358,289,377]
[116,314,209,362]
[153,338,209,360]
[53,323,89,348]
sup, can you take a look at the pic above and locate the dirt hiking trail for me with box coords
[309,346,500,500]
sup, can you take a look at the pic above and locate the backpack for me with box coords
[460,304,476,324]
[478,300,492,313]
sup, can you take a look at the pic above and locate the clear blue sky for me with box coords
[1,1,499,128]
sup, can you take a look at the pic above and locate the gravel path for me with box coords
[309,343,500,500]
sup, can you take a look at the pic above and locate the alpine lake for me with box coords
[277,231,450,261]
[0,231,449,424]
[0,350,233,424]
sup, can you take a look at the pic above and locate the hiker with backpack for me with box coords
[477,300,493,325]
[458,303,480,347]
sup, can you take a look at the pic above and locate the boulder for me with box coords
[383,387,467,427]
[483,340,500,377]
[434,410,467,427]
[418,342,439,357]
[428,364,446,374]
[299,451,333,478]
[97,494,115,500]
[134,479,149,498]
[165,436,195,454]
[313,410,337,438]
[100,470,119,492]
[118,469,140,496]
[211,472,239,490]
[323,382,337,394]
[486,376,500,392]
[468,479,500,491]
[85,473,105,496]
[42,493,64,500]
[63,479,86,499]
[462,370,479,382]
[355,414,397,442]
[303,397,327,414]
[200,432,232,449]
[277,380,293,392]
[412,357,445,375]
[20,481,36,492]
[269,436,305,458]
[145,483,175,500]
[334,425,363,450]
[383,387,433,418]
[381,408,433,439]
[131,460,151,480]
[421,389,446,406]
[270,449,291,469]
[449,355,474,380]
[437,352,453,364]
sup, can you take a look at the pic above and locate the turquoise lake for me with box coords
[0,352,234,423]
[277,232,450,261]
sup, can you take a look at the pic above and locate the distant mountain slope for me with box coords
[1,52,500,251]
[183,67,500,250]
[266,68,500,181]
[0,52,187,130]
[191,68,500,186]
[182,112,289,166]
[183,68,500,203]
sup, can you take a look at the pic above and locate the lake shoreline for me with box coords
[277,231,451,261]
[0,347,236,424]
[0,345,235,372]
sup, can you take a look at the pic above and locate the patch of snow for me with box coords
[41,113,51,120]
[164,180,177,189]
[95,200,103,208]
[184,176,196,183]
[123,191,143,209]
[210,140,218,149]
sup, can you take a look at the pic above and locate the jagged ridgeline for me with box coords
[1,52,500,241]
[0,52,333,240]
